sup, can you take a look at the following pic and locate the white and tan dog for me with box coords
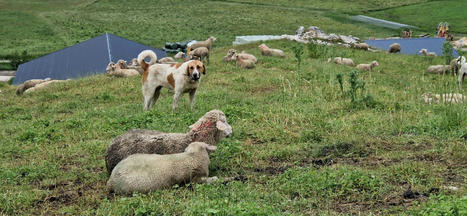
[137,50,206,111]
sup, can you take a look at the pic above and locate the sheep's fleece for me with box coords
[107,142,216,194]
[104,110,232,174]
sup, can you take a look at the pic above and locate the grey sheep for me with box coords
[190,47,210,65]
[426,65,451,74]
[104,110,232,174]
[188,36,216,53]
[107,142,216,195]
[16,78,51,95]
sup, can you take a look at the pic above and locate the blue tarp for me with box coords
[13,33,166,85]
[364,37,458,57]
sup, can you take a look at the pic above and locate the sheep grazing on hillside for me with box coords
[23,79,70,94]
[106,61,140,77]
[174,52,193,62]
[190,47,210,65]
[426,65,451,74]
[388,43,401,53]
[258,43,285,58]
[236,54,256,69]
[188,36,216,54]
[422,93,467,104]
[107,142,216,195]
[224,49,237,62]
[355,43,369,50]
[356,61,379,71]
[419,48,437,56]
[157,57,177,64]
[104,110,232,174]
[16,78,51,95]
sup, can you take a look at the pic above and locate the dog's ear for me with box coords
[186,65,191,76]
[202,64,206,75]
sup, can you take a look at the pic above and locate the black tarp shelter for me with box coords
[13,33,166,85]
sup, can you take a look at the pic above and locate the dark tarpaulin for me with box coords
[364,37,458,57]
[13,33,166,85]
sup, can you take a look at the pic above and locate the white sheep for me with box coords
[328,57,354,66]
[419,49,437,56]
[355,43,369,50]
[458,57,467,89]
[235,54,255,69]
[16,78,51,95]
[232,51,258,63]
[426,65,451,74]
[188,36,216,53]
[23,79,70,94]
[105,110,232,174]
[190,47,210,65]
[157,57,177,64]
[174,52,193,62]
[388,43,401,53]
[224,49,237,62]
[106,61,140,77]
[356,61,379,71]
[258,43,285,58]
[107,142,216,194]
[422,93,467,104]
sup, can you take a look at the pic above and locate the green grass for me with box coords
[368,0,467,34]
[0,0,466,215]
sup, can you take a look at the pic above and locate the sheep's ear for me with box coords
[217,121,232,137]
[205,145,217,152]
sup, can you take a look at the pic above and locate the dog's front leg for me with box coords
[172,90,182,112]
[189,89,197,111]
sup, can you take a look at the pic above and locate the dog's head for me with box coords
[186,60,205,81]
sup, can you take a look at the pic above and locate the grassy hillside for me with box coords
[0,0,466,215]
[368,0,467,34]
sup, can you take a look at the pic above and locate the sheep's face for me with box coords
[185,142,217,154]
[372,61,379,67]
[106,62,115,73]
[189,110,233,141]
[258,44,267,49]
[174,52,185,59]
[209,37,217,42]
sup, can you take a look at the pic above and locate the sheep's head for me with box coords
[258,43,268,50]
[209,36,217,42]
[106,62,115,73]
[189,110,233,144]
[371,61,379,67]
[129,58,139,66]
[174,52,185,59]
[419,49,427,54]
[226,49,237,57]
[185,142,217,154]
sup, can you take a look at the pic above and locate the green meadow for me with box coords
[0,0,466,215]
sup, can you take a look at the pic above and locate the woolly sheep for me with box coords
[328,57,354,66]
[107,142,216,194]
[233,51,258,63]
[106,61,140,77]
[174,52,193,62]
[157,57,177,64]
[258,43,285,58]
[236,54,256,69]
[224,49,237,62]
[23,79,69,94]
[127,58,144,75]
[16,78,51,95]
[458,57,467,89]
[355,43,369,50]
[190,47,210,65]
[104,110,232,174]
[356,61,379,71]
[422,93,466,104]
[188,36,216,53]
[426,65,451,74]
[388,43,401,53]
[419,49,437,56]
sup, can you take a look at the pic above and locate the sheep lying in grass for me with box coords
[356,61,379,71]
[106,61,140,77]
[233,51,258,63]
[174,52,193,62]
[157,57,177,64]
[16,78,51,95]
[419,48,437,56]
[388,43,401,53]
[105,110,232,174]
[23,79,70,94]
[190,47,210,65]
[188,36,216,53]
[107,142,216,195]
[422,93,467,104]
[127,58,144,75]
[259,43,285,58]
[426,65,451,74]
[224,49,237,62]
[328,57,354,67]
[236,54,256,69]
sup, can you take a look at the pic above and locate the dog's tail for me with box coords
[137,50,158,72]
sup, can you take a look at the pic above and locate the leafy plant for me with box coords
[442,41,453,65]
[292,43,304,71]
[307,42,328,59]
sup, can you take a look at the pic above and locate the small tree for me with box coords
[292,43,304,71]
